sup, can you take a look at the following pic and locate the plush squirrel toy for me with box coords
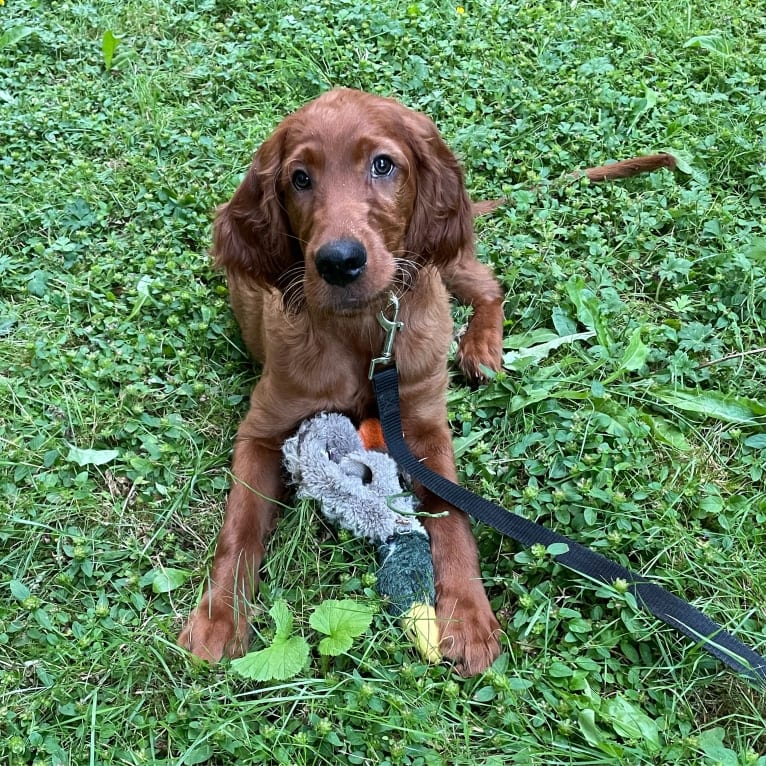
[283,412,441,663]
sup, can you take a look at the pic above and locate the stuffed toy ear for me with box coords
[213,127,301,291]
[402,110,474,268]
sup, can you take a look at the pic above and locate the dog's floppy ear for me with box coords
[403,110,474,267]
[213,128,300,290]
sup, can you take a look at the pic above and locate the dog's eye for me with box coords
[371,155,395,178]
[291,169,312,191]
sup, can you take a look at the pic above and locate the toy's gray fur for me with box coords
[283,412,426,544]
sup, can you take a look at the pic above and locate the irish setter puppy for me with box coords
[178,88,504,676]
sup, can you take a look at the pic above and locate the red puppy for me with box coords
[178,88,505,675]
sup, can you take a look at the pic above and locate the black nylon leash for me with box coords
[373,364,766,685]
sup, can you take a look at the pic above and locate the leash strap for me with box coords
[373,365,766,684]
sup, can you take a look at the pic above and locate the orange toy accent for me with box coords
[358,418,386,451]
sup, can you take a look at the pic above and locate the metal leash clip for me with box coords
[368,292,404,379]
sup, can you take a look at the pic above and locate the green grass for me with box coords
[2,0,766,763]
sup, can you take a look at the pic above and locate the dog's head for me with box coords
[213,88,473,314]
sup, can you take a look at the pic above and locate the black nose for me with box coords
[315,239,367,286]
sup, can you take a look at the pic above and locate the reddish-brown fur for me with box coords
[177,88,505,676]
[578,152,676,181]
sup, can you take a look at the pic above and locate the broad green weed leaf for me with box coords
[317,632,353,657]
[136,275,153,297]
[591,379,606,398]
[615,327,649,374]
[127,275,153,320]
[567,618,592,634]
[565,276,613,347]
[683,33,732,57]
[510,387,589,413]
[604,696,660,751]
[548,661,573,678]
[141,567,188,594]
[0,26,34,51]
[102,30,120,70]
[651,387,766,424]
[34,607,56,631]
[10,580,31,601]
[627,87,658,133]
[639,411,690,451]
[744,434,766,449]
[269,599,294,642]
[502,331,595,371]
[578,709,626,758]
[504,329,559,348]
[664,151,694,175]
[509,388,557,412]
[659,148,707,185]
[310,599,373,657]
[578,709,605,747]
[453,428,489,458]
[35,661,54,688]
[182,745,214,766]
[747,238,766,263]
[232,601,309,681]
[697,727,738,766]
[551,305,577,336]
[472,685,496,702]
[66,444,120,466]
[27,269,50,297]
[699,493,723,514]
[231,634,310,681]
[508,677,533,691]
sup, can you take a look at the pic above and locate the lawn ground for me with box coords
[1,0,766,763]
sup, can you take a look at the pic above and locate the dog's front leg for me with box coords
[441,252,504,381]
[178,425,284,662]
[400,413,501,676]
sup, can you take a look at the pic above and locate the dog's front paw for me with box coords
[436,587,502,676]
[456,319,502,383]
[178,595,250,662]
